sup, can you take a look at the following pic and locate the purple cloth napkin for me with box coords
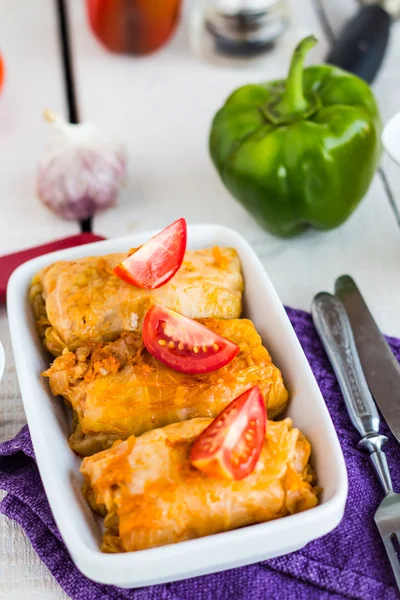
[1,307,400,600]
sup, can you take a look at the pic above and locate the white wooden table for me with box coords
[1,0,400,597]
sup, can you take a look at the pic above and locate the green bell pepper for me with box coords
[209,36,382,237]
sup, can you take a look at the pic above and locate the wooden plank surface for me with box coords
[0,0,75,597]
[69,0,400,338]
[0,0,79,255]
[2,0,400,598]
[69,0,327,241]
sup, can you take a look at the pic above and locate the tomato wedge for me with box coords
[113,218,187,289]
[142,304,240,374]
[190,386,266,480]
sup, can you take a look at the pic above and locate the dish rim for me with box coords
[7,223,348,587]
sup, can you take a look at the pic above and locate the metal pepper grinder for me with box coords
[189,0,289,65]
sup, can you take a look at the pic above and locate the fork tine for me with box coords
[379,531,400,589]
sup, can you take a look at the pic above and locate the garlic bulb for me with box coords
[37,110,127,220]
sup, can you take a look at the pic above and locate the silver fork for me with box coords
[312,292,400,592]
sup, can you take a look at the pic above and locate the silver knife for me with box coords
[335,274,400,444]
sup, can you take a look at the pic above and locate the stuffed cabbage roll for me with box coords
[30,247,243,356]
[81,417,319,553]
[43,318,288,456]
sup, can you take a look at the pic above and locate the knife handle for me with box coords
[312,292,393,495]
[326,4,391,84]
[312,292,380,437]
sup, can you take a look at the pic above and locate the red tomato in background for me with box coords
[142,304,240,374]
[0,54,5,93]
[86,0,182,55]
[113,218,187,289]
[190,386,267,481]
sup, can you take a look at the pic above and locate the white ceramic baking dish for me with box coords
[7,224,347,588]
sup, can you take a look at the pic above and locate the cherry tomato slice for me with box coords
[113,218,186,289]
[142,304,240,374]
[190,386,266,480]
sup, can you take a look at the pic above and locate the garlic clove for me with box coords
[37,110,127,220]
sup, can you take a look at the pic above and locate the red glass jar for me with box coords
[87,0,182,55]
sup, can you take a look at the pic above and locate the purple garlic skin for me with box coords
[37,112,127,220]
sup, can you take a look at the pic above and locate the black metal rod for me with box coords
[55,0,79,124]
[55,0,93,232]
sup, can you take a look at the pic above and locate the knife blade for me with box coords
[335,274,400,444]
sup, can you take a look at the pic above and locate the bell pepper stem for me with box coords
[276,35,317,117]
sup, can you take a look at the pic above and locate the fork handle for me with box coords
[368,448,393,495]
[312,292,380,436]
[312,292,393,494]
